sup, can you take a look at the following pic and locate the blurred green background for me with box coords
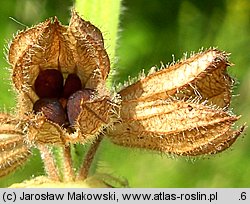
[0,0,250,187]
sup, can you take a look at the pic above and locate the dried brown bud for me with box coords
[0,114,31,178]
[107,99,244,156]
[119,49,232,108]
[33,98,67,126]
[67,89,94,126]
[63,73,82,99]
[35,69,64,98]
[107,49,245,156]
[0,146,31,178]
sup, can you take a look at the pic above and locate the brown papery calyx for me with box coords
[107,49,245,156]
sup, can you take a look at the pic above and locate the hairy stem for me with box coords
[37,144,60,181]
[77,135,104,180]
[62,145,75,182]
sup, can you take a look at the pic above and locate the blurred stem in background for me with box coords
[75,0,121,87]
[75,0,121,65]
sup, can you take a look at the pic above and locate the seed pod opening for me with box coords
[8,11,110,113]
[6,11,117,145]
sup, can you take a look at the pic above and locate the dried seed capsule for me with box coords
[33,98,67,126]
[63,73,82,99]
[34,69,64,98]
[67,89,94,126]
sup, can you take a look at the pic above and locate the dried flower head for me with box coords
[0,11,245,185]
[8,10,117,146]
[107,49,245,156]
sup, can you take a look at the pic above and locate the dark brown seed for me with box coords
[34,69,64,98]
[67,89,94,126]
[33,98,67,126]
[62,73,82,99]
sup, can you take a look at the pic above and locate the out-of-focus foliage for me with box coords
[0,0,249,187]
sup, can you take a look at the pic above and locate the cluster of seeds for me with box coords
[33,69,94,127]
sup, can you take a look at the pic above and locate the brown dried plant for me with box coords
[0,11,245,186]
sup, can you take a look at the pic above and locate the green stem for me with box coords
[37,144,60,181]
[62,146,75,182]
[76,135,104,180]
[75,0,122,87]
